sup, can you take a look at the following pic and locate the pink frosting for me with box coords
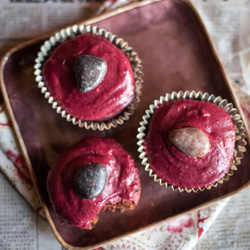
[47,135,140,229]
[145,99,236,189]
[42,33,135,121]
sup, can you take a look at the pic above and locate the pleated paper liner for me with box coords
[137,90,247,193]
[34,24,143,131]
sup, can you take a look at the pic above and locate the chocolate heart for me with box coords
[169,127,210,157]
[75,55,107,92]
[74,163,108,199]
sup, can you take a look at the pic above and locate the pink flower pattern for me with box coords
[166,213,194,233]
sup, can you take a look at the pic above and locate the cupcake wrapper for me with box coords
[34,25,143,131]
[137,90,247,193]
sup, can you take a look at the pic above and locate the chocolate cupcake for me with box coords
[47,135,141,229]
[137,91,247,192]
[34,25,143,131]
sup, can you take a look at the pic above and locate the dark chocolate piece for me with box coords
[74,163,108,199]
[75,55,107,92]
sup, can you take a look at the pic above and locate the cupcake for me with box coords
[137,91,247,192]
[47,135,141,230]
[34,25,143,131]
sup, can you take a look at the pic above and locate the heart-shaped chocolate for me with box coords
[75,55,107,92]
[74,163,108,199]
[169,127,210,157]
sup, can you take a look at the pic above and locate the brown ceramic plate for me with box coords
[1,0,250,249]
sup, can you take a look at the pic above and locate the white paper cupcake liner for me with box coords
[137,90,247,193]
[34,24,143,131]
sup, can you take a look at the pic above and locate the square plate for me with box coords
[1,0,250,249]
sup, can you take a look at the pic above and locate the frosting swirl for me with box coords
[145,99,236,189]
[43,33,135,121]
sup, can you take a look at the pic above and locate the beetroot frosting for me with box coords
[47,135,141,230]
[145,99,236,189]
[42,33,135,121]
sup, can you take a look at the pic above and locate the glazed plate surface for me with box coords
[1,0,250,249]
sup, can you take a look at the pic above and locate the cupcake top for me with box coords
[145,99,236,189]
[42,33,135,122]
[47,135,141,230]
